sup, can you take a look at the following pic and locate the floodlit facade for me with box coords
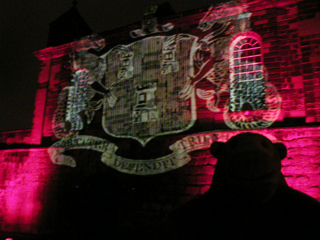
[1,0,320,238]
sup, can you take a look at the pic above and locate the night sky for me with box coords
[0,0,220,132]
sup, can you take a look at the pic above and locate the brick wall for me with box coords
[0,149,56,234]
[1,127,319,238]
[1,0,320,238]
[0,130,31,145]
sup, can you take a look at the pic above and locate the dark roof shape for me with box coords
[149,2,175,20]
[47,4,92,47]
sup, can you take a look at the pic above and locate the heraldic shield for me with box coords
[101,34,198,146]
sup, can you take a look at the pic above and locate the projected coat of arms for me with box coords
[49,3,282,175]
[101,35,197,145]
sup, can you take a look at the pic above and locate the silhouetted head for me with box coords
[209,132,287,204]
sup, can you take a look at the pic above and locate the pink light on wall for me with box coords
[279,128,320,201]
[0,148,55,233]
[184,127,320,202]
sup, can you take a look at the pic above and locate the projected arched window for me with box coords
[229,32,267,113]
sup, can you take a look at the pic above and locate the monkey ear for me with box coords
[274,142,287,160]
[210,141,225,159]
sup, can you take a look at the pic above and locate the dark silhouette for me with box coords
[156,133,320,239]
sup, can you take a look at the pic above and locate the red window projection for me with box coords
[231,34,266,111]
[225,31,282,130]
[233,37,263,83]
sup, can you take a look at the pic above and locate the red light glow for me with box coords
[1,0,320,236]
[0,149,54,233]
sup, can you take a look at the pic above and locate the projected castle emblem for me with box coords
[99,35,197,145]
[50,4,282,174]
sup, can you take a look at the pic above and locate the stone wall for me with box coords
[1,0,320,238]
[1,127,319,238]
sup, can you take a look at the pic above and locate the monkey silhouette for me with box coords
[156,133,320,240]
